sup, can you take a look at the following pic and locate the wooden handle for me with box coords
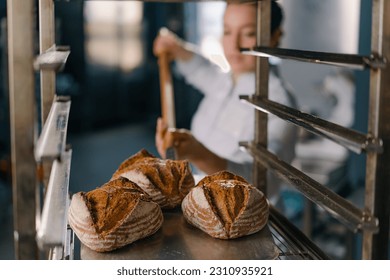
[158,52,176,129]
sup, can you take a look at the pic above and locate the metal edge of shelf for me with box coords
[63,225,75,260]
[34,44,71,72]
[34,95,71,161]
[240,95,383,154]
[49,246,64,260]
[55,0,254,3]
[240,141,379,233]
[269,206,330,260]
[241,46,387,70]
[36,149,72,250]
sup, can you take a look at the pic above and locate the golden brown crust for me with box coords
[111,149,195,209]
[202,180,248,234]
[84,177,149,235]
[182,171,269,239]
[68,177,163,252]
[113,149,156,174]
[196,170,248,187]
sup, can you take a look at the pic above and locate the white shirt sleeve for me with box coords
[175,54,230,99]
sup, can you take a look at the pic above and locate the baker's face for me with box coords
[223,4,257,77]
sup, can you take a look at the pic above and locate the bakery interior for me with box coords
[0,0,389,260]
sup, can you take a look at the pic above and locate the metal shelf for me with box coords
[269,206,330,260]
[240,141,378,233]
[241,46,386,70]
[55,0,253,2]
[34,95,71,161]
[77,207,328,260]
[79,209,279,260]
[34,45,70,72]
[240,95,383,154]
[36,148,72,250]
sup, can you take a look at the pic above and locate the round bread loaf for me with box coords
[111,149,195,209]
[181,171,269,239]
[68,177,163,252]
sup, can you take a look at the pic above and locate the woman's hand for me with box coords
[168,128,203,161]
[155,118,227,174]
[155,117,198,160]
[153,28,194,61]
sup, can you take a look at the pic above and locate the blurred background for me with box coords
[0,0,375,259]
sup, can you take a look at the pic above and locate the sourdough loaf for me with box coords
[68,177,163,252]
[111,149,195,209]
[181,171,269,239]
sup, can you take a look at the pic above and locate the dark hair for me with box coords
[228,1,284,34]
[271,1,284,34]
[225,1,284,35]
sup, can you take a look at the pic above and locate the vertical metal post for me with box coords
[39,0,55,123]
[364,0,390,260]
[7,0,38,259]
[38,0,56,225]
[363,0,386,259]
[254,0,270,193]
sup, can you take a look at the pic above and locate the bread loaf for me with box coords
[111,149,195,209]
[181,171,269,239]
[68,177,163,252]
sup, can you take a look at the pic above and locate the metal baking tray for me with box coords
[80,208,278,260]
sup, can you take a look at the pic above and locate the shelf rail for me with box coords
[240,95,383,154]
[240,141,379,233]
[269,206,330,260]
[34,44,70,72]
[241,46,387,70]
[36,148,72,250]
[35,95,71,161]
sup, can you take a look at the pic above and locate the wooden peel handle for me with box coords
[158,52,176,129]
[158,52,177,159]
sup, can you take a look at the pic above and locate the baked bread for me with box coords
[181,171,269,239]
[68,177,163,252]
[111,149,195,209]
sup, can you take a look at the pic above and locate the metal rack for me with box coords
[269,206,330,260]
[239,0,389,259]
[7,0,388,260]
[7,0,73,259]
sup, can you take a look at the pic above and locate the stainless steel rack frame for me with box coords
[7,0,389,260]
[240,0,389,260]
[7,0,73,259]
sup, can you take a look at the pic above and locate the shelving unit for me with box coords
[238,0,389,259]
[7,0,389,260]
[7,0,73,259]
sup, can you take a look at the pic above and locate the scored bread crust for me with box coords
[111,149,195,209]
[181,171,269,239]
[68,177,163,252]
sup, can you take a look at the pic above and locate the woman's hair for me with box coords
[271,1,284,34]
[229,1,284,34]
